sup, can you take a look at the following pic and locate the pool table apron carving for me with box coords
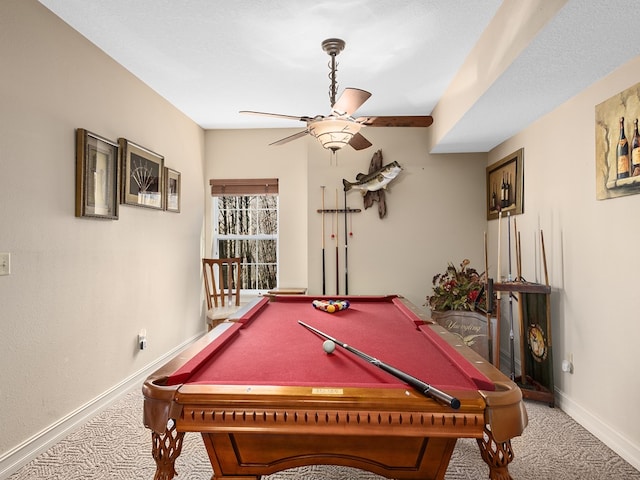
[143,296,527,480]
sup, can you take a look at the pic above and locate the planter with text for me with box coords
[430,310,496,363]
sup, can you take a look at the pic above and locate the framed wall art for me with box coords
[486,148,524,220]
[595,81,640,200]
[164,167,181,213]
[119,138,164,209]
[75,128,120,219]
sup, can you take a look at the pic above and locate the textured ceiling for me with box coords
[37,0,640,153]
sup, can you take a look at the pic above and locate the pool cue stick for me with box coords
[483,231,489,309]
[517,218,523,281]
[540,229,552,352]
[495,209,502,370]
[484,232,494,364]
[298,321,461,409]
[507,212,512,282]
[343,189,349,295]
[496,209,502,286]
[335,188,339,295]
[507,212,516,381]
[514,218,526,382]
[349,208,353,238]
[513,217,520,281]
[516,231,522,281]
[541,230,549,286]
[321,186,326,295]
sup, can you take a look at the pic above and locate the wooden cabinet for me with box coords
[494,281,555,407]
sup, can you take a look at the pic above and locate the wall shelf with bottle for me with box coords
[606,174,640,190]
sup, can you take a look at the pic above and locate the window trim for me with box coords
[210,178,279,294]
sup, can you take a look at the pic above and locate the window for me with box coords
[210,179,279,292]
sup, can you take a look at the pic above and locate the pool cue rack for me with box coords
[317,207,361,295]
[493,280,555,407]
[316,208,362,214]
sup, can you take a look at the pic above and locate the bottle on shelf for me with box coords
[491,183,497,211]
[617,116,630,179]
[500,172,508,208]
[631,118,640,177]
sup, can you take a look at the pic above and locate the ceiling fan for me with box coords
[240,38,433,153]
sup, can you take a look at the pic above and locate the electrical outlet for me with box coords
[138,328,147,350]
[562,356,574,374]
[0,253,10,276]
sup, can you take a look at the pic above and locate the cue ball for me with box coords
[323,340,336,354]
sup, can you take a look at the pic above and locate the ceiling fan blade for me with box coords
[240,110,312,122]
[332,88,372,116]
[349,132,373,151]
[269,130,310,146]
[357,115,434,127]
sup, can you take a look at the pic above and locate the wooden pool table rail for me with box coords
[142,296,527,480]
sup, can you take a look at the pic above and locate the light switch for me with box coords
[0,253,11,275]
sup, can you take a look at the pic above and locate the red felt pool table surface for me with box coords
[168,295,494,392]
[143,295,527,480]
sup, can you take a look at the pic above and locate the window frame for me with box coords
[210,179,279,295]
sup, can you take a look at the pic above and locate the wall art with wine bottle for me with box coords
[486,148,524,220]
[595,81,640,200]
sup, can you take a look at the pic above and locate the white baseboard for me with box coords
[0,333,203,479]
[497,354,640,472]
[555,388,640,472]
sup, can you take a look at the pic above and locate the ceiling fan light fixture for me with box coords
[309,117,361,152]
[241,37,433,152]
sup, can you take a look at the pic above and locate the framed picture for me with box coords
[75,128,120,219]
[119,138,164,209]
[486,148,524,220]
[164,167,181,213]
[595,81,640,200]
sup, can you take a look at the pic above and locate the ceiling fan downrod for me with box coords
[322,38,345,108]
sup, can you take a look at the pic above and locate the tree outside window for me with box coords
[213,194,278,291]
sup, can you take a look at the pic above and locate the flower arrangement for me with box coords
[426,259,487,312]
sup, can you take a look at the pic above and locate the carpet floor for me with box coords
[8,388,640,479]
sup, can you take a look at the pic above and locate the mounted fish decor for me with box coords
[343,150,401,218]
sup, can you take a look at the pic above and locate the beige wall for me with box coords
[0,0,205,457]
[204,127,487,307]
[204,129,309,289]
[488,56,640,468]
[4,0,640,473]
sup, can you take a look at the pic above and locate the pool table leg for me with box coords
[151,420,185,480]
[476,425,515,480]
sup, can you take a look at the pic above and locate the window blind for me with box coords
[209,178,279,196]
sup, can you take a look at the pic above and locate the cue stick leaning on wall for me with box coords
[321,186,326,295]
[507,212,516,380]
[484,231,494,364]
[298,321,461,409]
[343,189,349,295]
[496,209,502,369]
[335,188,339,295]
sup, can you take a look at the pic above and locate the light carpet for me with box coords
[8,388,640,480]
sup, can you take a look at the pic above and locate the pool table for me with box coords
[143,295,527,480]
